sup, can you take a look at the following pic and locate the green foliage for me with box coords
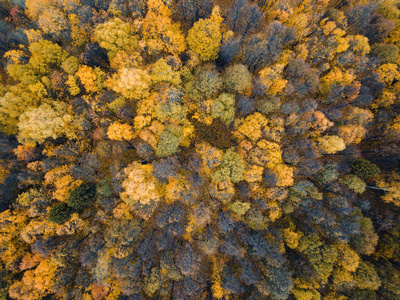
[61,56,80,75]
[339,175,366,194]
[156,102,187,123]
[67,183,96,211]
[371,43,399,64]
[48,202,73,224]
[256,96,281,115]
[349,159,381,178]
[151,59,181,86]
[156,125,183,157]
[192,64,222,100]
[211,93,235,124]
[228,201,251,216]
[211,148,245,183]
[28,40,68,75]
[355,261,381,290]
[316,163,339,184]
[16,189,44,206]
[298,235,338,282]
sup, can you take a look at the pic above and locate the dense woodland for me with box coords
[1,0,400,299]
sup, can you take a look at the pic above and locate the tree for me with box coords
[349,159,380,178]
[226,0,264,37]
[355,261,381,290]
[217,37,241,67]
[67,183,96,211]
[0,86,40,135]
[94,18,138,57]
[234,112,268,142]
[298,235,338,282]
[106,67,151,99]
[371,43,399,64]
[175,0,213,28]
[107,122,134,141]
[351,217,378,255]
[176,243,200,276]
[151,58,181,86]
[223,64,252,94]
[48,202,73,224]
[316,135,346,154]
[187,6,224,61]
[17,101,79,146]
[243,22,296,71]
[120,162,161,207]
[211,93,235,124]
[376,172,400,206]
[211,148,245,183]
[142,0,186,55]
[346,4,395,43]
[339,175,366,193]
[188,63,222,101]
[27,40,68,75]
[37,7,69,40]
[156,125,183,157]
[376,63,400,85]
[75,65,105,94]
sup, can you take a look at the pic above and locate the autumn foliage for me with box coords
[0,0,399,299]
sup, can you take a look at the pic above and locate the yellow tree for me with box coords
[107,122,135,141]
[120,162,161,207]
[187,6,224,61]
[75,65,105,94]
[142,0,186,55]
[316,135,346,154]
[94,18,138,57]
[106,68,151,99]
[17,101,79,146]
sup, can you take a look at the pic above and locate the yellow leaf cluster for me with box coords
[107,122,135,141]
[235,112,269,142]
[142,0,186,55]
[187,7,223,61]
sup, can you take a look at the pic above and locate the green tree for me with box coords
[211,148,245,183]
[355,261,381,290]
[298,235,338,282]
[371,43,399,64]
[211,93,235,124]
[48,202,73,224]
[349,159,381,178]
[339,174,366,194]
[156,125,183,157]
[67,183,96,211]
[61,56,79,75]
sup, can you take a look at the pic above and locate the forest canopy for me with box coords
[0,0,400,299]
